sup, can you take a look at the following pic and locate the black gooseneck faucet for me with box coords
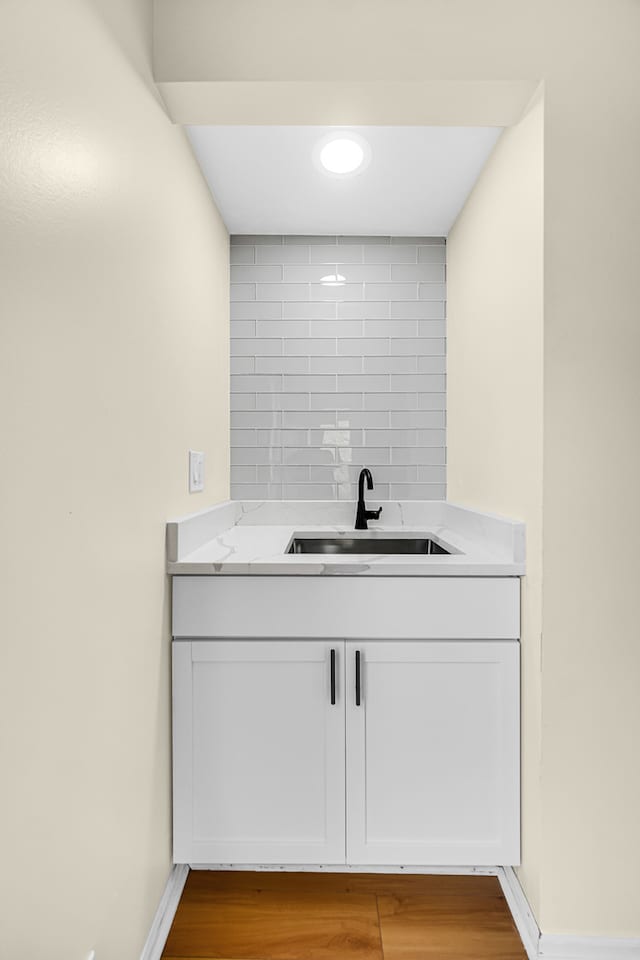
[355,468,383,530]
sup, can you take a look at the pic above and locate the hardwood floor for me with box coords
[162,871,527,960]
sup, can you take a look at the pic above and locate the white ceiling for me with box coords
[186,125,503,237]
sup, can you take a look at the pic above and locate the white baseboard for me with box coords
[139,863,189,960]
[539,935,640,959]
[499,867,640,960]
[498,867,540,960]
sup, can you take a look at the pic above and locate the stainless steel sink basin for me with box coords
[287,536,451,555]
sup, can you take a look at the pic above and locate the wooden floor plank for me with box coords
[180,870,504,900]
[162,887,383,960]
[161,871,525,960]
[377,892,527,960]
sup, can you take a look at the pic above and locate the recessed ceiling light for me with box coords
[321,139,363,174]
[313,132,371,178]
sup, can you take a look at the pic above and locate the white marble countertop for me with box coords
[166,500,525,577]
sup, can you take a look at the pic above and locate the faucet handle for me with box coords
[368,507,383,520]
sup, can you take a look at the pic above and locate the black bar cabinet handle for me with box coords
[355,650,361,706]
[330,648,336,705]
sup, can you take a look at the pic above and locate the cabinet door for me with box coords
[173,640,345,864]
[346,641,520,866]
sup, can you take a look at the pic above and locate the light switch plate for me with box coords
[189,450,205,493]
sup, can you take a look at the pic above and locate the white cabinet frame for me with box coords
[173,638,520,867]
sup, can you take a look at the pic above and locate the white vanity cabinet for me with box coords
[172,636,520,867]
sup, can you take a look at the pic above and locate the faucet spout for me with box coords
[355,467,382,530]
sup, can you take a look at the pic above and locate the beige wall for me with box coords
[152,0,640,939]
[540,10,640,934]
[0,1,229,958]
[447,91,544,917]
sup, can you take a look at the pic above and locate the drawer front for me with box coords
[172,576,520,640]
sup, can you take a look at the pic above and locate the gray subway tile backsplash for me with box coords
[391,300,445,320]
[285,337,337,356]
[231,410,281,429]
[283,447,337,465]
[232,338,283,356]
[310,282,363,301]
[255,356,309,374]
[229,235,446,501]
[230,356,255,374]
[257,320,309,338]
[231,374,282,392]
[283,374,336,392]
[231,465,257,483]
[230,245,255,264]
[283,411,339,429]
[256,244,310,264]
[363,393,419,411]
[258,465,309,483]
[363,244,418,263]
[257,282,309,301]
[392,236,444,245]
[418,320,447,337]
[284,235,336,245]
[256,392,310,410]
[418,282,448,300]
[283,264,343,283]
[337,301,390,319]
[342,235,390,244]
[232,234,282,245]
[363,356,417,374]
[391,447,447,465]
[390,374,446,392]
[230,393,256,410]
[364,320,417,338]
[283,301,336,319]
[390,483,447,499]
[310,356,363,374]
[232,446,282,465]
[335,410,390,428]
[418,244,447,263]
[309,319,363,337]
[230,283,256,301]
[339,264,391,282]
[282,483,336,500]
[391,410,445,429]
[390,338,445,356]
[338,337,389,356]
[417,357,447,374]
[391,263,446,282]
[231,429,258,446]
[337,374,390,392]
[310,244,364,263]
[365,282,418,301]
[231,264,282,283]
[310,392,364,410]
[417,466,448,482]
